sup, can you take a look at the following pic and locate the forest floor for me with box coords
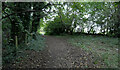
[3,35,118,69]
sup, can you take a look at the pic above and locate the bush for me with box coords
[2,45,16,65]
[2,33,45,66]
[44,21,65,35]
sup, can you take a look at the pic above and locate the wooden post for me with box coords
[25,34,27,45]
[15,36,18,49]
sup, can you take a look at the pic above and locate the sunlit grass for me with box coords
[68,35,118,68]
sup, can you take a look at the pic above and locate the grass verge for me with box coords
[68,35,118,68]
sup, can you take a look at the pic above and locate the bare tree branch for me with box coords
[3,11,13,23]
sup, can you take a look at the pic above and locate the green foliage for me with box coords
[2,2,49,66]
[27,34,45,51]
[3,34,45,66]
[2,45,16,65]
[43,2,119,37]
[44,20,65,35]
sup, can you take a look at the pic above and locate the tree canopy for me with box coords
[2,2,120,46]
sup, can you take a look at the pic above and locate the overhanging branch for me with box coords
[1,9,42,20]
[1,3,61,20]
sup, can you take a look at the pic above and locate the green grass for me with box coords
[68,35,118,68]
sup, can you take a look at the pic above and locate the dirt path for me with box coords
[4,35,99,68]
[42,36,97,68]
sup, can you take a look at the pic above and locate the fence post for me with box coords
[25,34,27,45]
[15,36,18,49]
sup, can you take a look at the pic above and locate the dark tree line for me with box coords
[2,2,57,46]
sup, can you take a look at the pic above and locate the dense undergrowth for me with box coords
[68,34,119,68]
[3,34,45,66]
